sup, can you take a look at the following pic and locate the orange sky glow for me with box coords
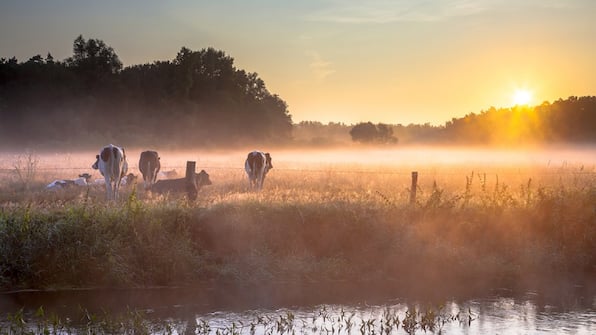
[1,1,594,126]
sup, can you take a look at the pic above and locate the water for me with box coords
[1,283,594,334]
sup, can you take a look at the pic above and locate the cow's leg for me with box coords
[246,163,254,190]
[259,167,267,190]
[248,170,256,189]
[143,161,151,189]
[150,166,157,187]
[105,176,113,200]
[255,171,261,190]
[114,175,122,200]
[114,180,120,199]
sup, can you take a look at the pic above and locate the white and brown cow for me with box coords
[92,144,128,200]
[139,150,160,190]
[151,169,212,200]
[244,151,273,190]
[46,173,92,190]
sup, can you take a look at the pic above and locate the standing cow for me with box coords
[139,150,160,190]
[92,144,128,200]
[245,151,273,190]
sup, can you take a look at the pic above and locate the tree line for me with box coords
[0,35,292,150]
[296,96,596,146]
[1,35,594,150]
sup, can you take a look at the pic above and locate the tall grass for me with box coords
[0,153,594,292]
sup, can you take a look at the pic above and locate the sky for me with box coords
[1,0,595,125]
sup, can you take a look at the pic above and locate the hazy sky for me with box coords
[1,0,594,125]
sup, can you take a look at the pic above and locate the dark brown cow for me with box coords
[139,150,160,189]
[151,169,212,199]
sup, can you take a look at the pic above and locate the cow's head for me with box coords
[264,153,273,171]
[92,155,99,170]
[79,173,92,183]
[123,173,137,186]
[196,170,212,187]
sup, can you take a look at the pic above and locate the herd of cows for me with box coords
[47,144,274,200]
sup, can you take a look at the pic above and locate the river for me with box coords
[1,282,594,334]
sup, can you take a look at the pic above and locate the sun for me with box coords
[512,89,533,106]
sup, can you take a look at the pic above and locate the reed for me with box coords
[0,304,474,335]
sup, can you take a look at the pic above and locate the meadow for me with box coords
[0,146,594,294]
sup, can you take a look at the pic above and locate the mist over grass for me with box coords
[0,147,594,294]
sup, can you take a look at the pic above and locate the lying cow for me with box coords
[245,151,273,190]
[157,169,178,179]
[46,173,92,190]
[150,169,212,200]
[122,173,137,186]
[92,144,128,200]
[139,150,160,189]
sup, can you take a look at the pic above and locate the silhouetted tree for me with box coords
[65,35,122,90]
[350,122,377,143]
[350,122,398,144]
[68,35,122,73]
[0,36,295,149]
[377,123,398,144]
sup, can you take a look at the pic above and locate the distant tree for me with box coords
[292,121,352,145]
[45,53,54,64]
[377,123,398,143]
[350,122,377,143]
[172,46,195,98]
[68,35,122,72]
[350,122,398,144]
[65,35,122,89]
[26,55,44,64]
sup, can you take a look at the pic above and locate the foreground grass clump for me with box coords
[1,164,594,292]
[0,194,206,289]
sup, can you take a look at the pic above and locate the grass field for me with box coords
[0,146,594,293]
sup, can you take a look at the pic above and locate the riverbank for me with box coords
[1,179,593,293]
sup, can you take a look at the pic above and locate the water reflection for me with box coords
[192,297,594,335]
[1,284,594,334]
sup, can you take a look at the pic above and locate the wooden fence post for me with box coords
[410,171,418,205]
[185,161,198,201]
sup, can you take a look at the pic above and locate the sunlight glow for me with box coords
[512,89,533,106]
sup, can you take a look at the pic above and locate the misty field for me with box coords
[0,146,594,293]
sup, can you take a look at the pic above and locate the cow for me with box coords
[150,169,212,200]
[157,169,178,179]
[139,150,160,189]
[122,173,138,186]
[244,151,273,190]
[91,144,128,200]
[46,173,92,190]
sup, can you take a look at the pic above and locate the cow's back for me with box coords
[107,146,126,181]
[245,151,265,179]
[245,151,272,190]
[95,144,128,200]
[139,150,160,187]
